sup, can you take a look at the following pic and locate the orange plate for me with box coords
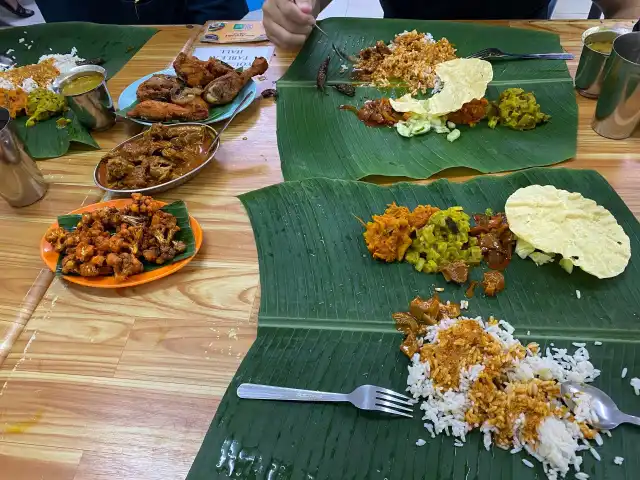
[40,199,203,289]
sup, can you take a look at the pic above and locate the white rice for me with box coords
[621,368,628,378]
[522,459,534,468]
[435,287,444,292]
[589,447,601,461]
[593,341,602,346]
[407,313,607,480]
[575,473,589,480]
[614,456,624,465]
[576,290,581,299]
[38,47,84,75]
[460,300,469,310]
[416,438,426,446]
[630,377,640,396]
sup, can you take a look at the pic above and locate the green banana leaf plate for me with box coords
[0,22,158,159]
[277,19,578,181]
[187,168,639,480]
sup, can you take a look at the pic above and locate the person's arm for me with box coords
[594,0,640,18]
[263,0,333,49]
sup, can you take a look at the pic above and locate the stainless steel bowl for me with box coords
[93,123,220,195]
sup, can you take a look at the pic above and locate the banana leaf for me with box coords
[187,168,640,480]
[54,200,195,275]
[0,22,157,158]
[276,19,578,181]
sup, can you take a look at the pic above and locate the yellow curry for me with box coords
[61,72,104,96]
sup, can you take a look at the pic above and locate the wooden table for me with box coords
[0,20,638,480]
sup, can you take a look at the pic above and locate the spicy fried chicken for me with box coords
[136,74,182,102]
[203,57,268,106]
[127,99,208,122]
[173,52,234,88]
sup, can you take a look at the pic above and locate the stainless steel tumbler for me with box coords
[575,26,630,98]
[55,65,116,131]
[592,32,640,140]
[0,108,48,207]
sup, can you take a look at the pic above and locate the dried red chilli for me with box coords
[316,56,330,92]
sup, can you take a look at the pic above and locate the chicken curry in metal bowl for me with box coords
[94,123,220,195]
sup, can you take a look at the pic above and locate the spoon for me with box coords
[561,381,640,430]
[206,91,253,154]
[0,54,15,70]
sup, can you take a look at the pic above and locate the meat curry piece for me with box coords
[440,260,469,284]
[101,124,208,190]
[482,270,505,297]
[469,212,516,271]
[394,293,463,358]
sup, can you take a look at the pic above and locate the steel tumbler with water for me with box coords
[0,108,48,207]
[592,32,640,140]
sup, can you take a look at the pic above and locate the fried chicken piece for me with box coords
[170,86,203,105]
[173,52,234,88]
[203,57,268,106]
[127,100,207,122]
[136,74,182,102]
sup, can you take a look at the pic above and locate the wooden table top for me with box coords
[0,20,638,480]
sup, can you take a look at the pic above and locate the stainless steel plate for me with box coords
[93,123,220,195]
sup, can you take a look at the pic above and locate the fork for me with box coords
[237,383,414,418]
[467,47,574,61]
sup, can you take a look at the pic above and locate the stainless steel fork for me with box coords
[467,47,573,61]
[237,383,414,418]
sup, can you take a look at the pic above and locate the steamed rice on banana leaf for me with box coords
[396,293,611,480]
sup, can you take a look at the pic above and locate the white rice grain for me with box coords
[576,290,581,299]
[630,377,640,396]
[614,456,624,465]
[416,438,426,446]
[589,448,601,461]
[572,342,586,348]
[575,473,589,480]
[522,459,534,468]
[594,341,602,346]
[621,368,628,378]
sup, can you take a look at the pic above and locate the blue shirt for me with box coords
[37,0,248,24]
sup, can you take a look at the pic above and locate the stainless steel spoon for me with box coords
[0,54,15,70]
[561,381,640,430]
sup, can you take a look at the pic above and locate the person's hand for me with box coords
[263,0,315,50]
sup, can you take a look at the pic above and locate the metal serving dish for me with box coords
[93,123,220,195]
